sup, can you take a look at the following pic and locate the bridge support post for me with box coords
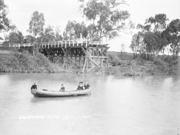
[34,40,108,73]
[81,46,108,73]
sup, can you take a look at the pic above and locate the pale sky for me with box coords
[5,0,180,51]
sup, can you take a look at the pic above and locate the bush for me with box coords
[108,53,121,66]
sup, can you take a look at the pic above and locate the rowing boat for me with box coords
[31,88,91,97]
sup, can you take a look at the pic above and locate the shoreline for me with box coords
[0,51,179,77]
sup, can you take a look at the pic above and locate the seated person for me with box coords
[84,82,90,89]
[31,83,37,89]
[60,84,65,92]
[77,82,84,90]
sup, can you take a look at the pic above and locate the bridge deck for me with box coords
[0,40,109,73]
[6,40,108,48]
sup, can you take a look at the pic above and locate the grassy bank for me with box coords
[107,52,179,77]
[0,50,178,76]
[0,51,64,73]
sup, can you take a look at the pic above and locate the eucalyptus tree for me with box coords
[39,26,56,42]
[28,11,45,38]
[145,13,168,32]
[7,31,24,44]
[132,13,169,56]
[24,35,36,43]
[64,21,88,40]
[79,0,130,41]
[165,19,180,56]
[130,32,146,55]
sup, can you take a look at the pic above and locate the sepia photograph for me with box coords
[0,0,180,134]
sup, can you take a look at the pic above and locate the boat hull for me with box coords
[31,88,91,97]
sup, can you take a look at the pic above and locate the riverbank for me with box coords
[0,51,179,76]
[107,51,179,77]
[0,51,64,73]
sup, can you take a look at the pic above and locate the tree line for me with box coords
[1,0,179,57]
[0,0,130,45]
[130,13,180,58]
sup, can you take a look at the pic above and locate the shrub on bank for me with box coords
[107,51,178,76]
[108,54,121,66]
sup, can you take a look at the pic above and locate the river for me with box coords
[0,73,180,135]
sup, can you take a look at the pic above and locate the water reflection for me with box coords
[0,73,180,135]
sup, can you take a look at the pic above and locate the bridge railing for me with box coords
[7,43,33,48]
[4,40,108,48]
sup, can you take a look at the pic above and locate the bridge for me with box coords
[2,40,109,73]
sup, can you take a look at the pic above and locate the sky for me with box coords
[4,0,180,51]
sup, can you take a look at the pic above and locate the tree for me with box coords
[39,26,56,42]
[0,0,10,31]
[28,11,45,38]
[130,32,145,54]
[145,13,168,32]
[54,27,63,41]
[165,19,180,56]
[137,13,168,33]
[143,32,162,54]
[24,35,36,43]
[87,23,98,40]
[133,13,170,56]
[64,21,88,40]
[54,32,63,41]
[80,0,130,41]
[6,31,24,44]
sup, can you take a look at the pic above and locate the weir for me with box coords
[6,40,109,73]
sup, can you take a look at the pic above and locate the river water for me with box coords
[0,73,180,135]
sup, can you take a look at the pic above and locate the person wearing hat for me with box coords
[31,83,37,90]
[84,82,90,89]
[77,82,84,90]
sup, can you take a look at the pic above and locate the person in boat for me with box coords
[60,84,65,92]
[31,83,37,90]
[84,82,90,89]
[77,82,84,90]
